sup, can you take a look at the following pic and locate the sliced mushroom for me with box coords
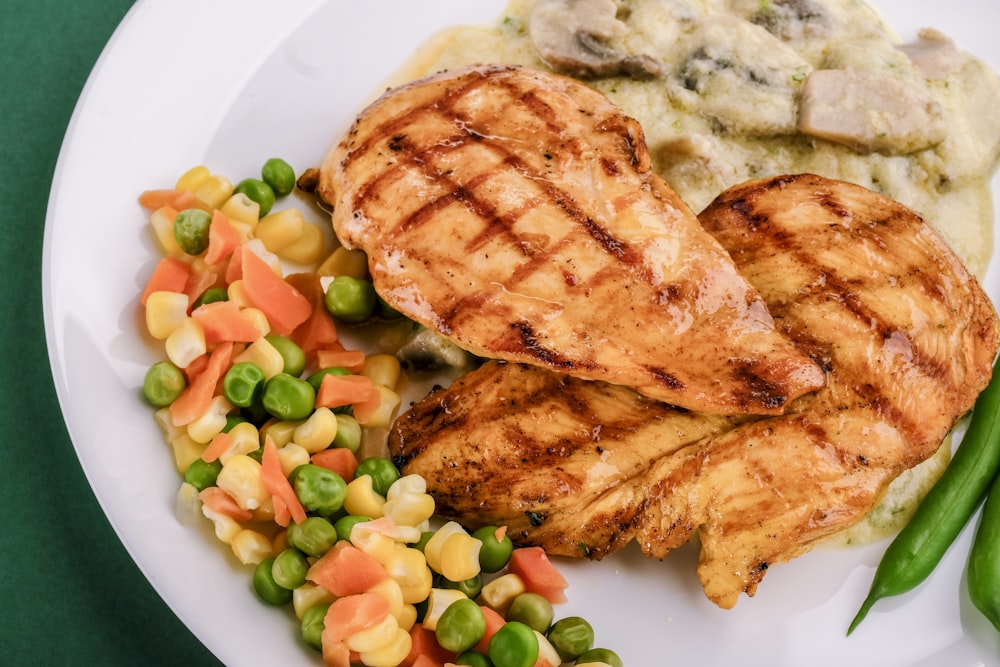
[798,68,947,154]
[897,28,963,80]
[529,0,663,79]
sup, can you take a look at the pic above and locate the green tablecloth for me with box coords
[0,1,221,664]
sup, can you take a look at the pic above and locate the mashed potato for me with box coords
[395,0,1000,542]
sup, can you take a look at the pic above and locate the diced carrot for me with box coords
[183,267,219,307]
[199,486,253,522]
[241,246,312,335]
[402,624,455,667]
[411,655,444,667]
[321,640,350,667]
[315,373,378,410]
[182,353,209,383]
[191,300,262,344]
[475,606,506,654]
[224,244,244,284]
[310,447,359,481]
[308,541,389,597]
[204,210,242,266]
[321,593,392,667]
[138,188,201,211]
[316,347,367,373]
[535,660,556,667]
[286,273,339,363]
[351,385,385,425]
[506,547,568,604]
[169,341,233,426]
[140,256,191,307]
[200,431,230,463]
[260,435,306,527]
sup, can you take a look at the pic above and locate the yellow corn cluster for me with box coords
[176,165,234,211]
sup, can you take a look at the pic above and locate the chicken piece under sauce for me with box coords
[319,64,824,415]
[390,174,999,609]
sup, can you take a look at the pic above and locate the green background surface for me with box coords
[0,1,222,664]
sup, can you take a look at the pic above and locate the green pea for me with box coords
[265,335,306,377]
[184,457,222,492]
[576,648,623,667]
[271,547,309,590]
[173,208,212,255]
[247,446,264,463]
[334,514,371,542]
[261,157,296,197]
[142,360,187,407]
[252,557,293,605]
[377,295,404,320]
[324,275,377,323]
[436,597,486,654]
[262,372,315,421]
[234,178,275,217]
[192,287,228,309]
[292,464,348,517]
[473,525,514,573]
[306,366,351,393]
[440,573,483,600]
[505,593,553,634]
[454,652,494,667]
[488,621,538,667]
[301,602,329,651]
[546,616,593,661]
[332,414,362,452]
[413,531,435,553]
[354,457,400,497]
[287,516,339,557]
[223,362,266,408]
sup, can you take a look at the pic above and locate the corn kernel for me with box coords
[384,547,433,605]
[194,174,234,210]
[368,577,405,623]
[239,307,270,338]
[232,337,285,379]
[252,495,275,523]
[260,419,298,449]
[293,407,338,453]
[175,165,211,191]
[216,454,268,512]
[359,626,412,667]
[317,246,368,278]
[149,206,184,255]
[382,492,435,528]
[174,482,201,525]
[478,573,526,614]
[280,222,326,265]
[423,521,467,574]
[186,394,232,444]
[226,279,253,309]
[231,529,273,565]
[397,604,418,632]
[387,474,426,499]
[344,475,386,518]
[535,630,562,667]
[440,532,482,582]
[277,443,310,477]
[245,239,283,276]
[256,208,304,253]
[219,192,260,228]
[356,385,401,428]
[293,583,334,620]
[154,407,184,442]
[145,291,190,340]
[422,588,467,631]
[351,523,397,565]
[219,421,261,464]
[164,317,207,369]
[362,354,401,390]
[201,505,242,544]
[346,613,398,653]
[170,433,205,474]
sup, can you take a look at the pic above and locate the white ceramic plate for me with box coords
[42,1,1000,666]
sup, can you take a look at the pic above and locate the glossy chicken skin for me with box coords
[391,174,1000,608]
[319,64,824,415]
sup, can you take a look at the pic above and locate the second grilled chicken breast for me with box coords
[390,174,1000,609]
[319,64,824,415]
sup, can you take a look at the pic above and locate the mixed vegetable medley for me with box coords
[135,160,622,667]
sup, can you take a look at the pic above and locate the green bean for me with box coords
[173,208,212,255]
[505,593,552,634]
[184,457,222,491]
[262,372,315,421]
[435,597,486,654]
[576,648,623,667]
[968,460,1000,631]
[324,275,377,323]
[488,621,538,667]
[265,335,306,377]
[300,602,330,651]
[261,158,296,197]
[546,616,594,661]
[847,366,1000,634]
[252,557,293,605]
[354,456,400,497]
[473,525,514,573]
[292,464,348,517]
[223,362,266,408]
[234,178,275,217]
[142,360,187,407]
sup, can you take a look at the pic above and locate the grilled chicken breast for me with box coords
[390,174,1000,608]
[319,64,824,415]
